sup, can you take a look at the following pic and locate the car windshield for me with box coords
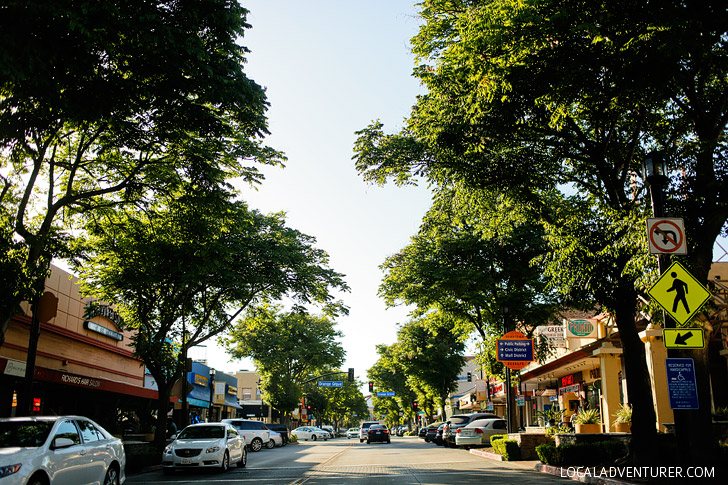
[178,426,225,440]
[0,420,54,448]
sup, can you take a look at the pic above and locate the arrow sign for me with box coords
[663,328,705,349]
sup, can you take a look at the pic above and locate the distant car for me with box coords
[442,413,500,447]
[396,426,408,436]
[291,426,329,441]
[0,416,126,485]
[455,418,508,449]
[433,423,446,446]
[366,424,391,444]
[358,421,380,443]
[265,423,289,445]
[423,422,443,442]
[221,419,271,452]
[162,423,245,475]
[266,430,283,448]
[320,425,335,438]
[347,427,359,439]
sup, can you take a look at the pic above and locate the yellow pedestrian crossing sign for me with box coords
[648,262,711,326]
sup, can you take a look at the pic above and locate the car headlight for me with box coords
[0,464,22,478]
[164,446,173,455]
[206,446,220,454]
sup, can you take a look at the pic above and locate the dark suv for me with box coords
[266,423,289,445]
[443,412,500,447]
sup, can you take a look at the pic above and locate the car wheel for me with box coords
[387,440,391,444]
[237,447,247,468]
[251,437,263,452]
[367,440,370,444]
[104,465,120,485]
[220,450,230,472]
[267,439,275,449]
[311,434,317,441]
[360,439,364,443]
[27,473,49,485]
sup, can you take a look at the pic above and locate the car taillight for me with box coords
[368,430,373,434]
[383,429,389,434]
[456,428,461,434]
[474,428,484,434]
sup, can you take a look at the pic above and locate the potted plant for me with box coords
[571,408,601,433]
[613,403,632,433]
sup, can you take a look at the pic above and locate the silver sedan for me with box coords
[0,415,126,485]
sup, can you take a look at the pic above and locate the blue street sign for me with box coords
[665,358,699,410]
[318,381,344,388]
[497,338,534,362]
[376,391,395,397]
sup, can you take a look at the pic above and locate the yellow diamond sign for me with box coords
[648,262,711,326]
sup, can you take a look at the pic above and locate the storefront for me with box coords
[210,370,242,421]
[0,265,157,433]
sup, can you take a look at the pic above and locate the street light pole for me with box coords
[501,304,517,434]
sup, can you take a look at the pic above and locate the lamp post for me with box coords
[500,303,517,433]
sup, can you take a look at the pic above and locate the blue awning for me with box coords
[188,384,210,403]
[187,397,209,408]
[225,395,241,409]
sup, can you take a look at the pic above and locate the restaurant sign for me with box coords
[566,319,598,338]
[558,383,580,396]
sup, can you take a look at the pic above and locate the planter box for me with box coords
[613,422,631,433]
[574,423,601,434]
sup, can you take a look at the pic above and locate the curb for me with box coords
[535,464,632,485]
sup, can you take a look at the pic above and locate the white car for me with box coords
[266,430,283,448]
[162,423,246,474]
[320,425,335,438]
[221,419,271,452]
[454,418,508,449]
[0,415,126,485]
[346,427,359,439]
[291,426,329,441]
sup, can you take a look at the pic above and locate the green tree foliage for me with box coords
[368,344,418,425]
[74,192,346,445]
[224,304,347,421]
[354,0,728,466]
[0,0,283,343]
[391,313,465,415]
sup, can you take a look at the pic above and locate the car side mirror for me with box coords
[170,434,178,440]
[51,437,76,450]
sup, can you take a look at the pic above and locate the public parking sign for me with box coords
[497,331,534,370]
[665,358,699,410]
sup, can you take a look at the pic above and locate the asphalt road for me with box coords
[126,435,571,484]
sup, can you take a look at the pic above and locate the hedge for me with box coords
[489,434,507,446]
[492,438,521,461]
[535,441,627,467]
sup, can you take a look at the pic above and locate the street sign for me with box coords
[647,218,687,255]
[318,381,343,388]
[376,391,395,397]
[497,331,534,370]
[665,358,699,409]
[647,261,711,325]
[663,328,705,349]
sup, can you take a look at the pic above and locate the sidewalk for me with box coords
[469,448,633,485]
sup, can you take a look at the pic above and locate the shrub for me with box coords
[492,438,521,461]
[124,444,160,474]
[489,434,507,446]
[289,434,298,443]
[614,404,632,424]
[545,424,570,438]
[570,407,601,425]
[557,441,627,467]
[536,443,558,465]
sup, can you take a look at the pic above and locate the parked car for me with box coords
[455,418,508,449]
[291,426,329,441]
[0,416,126,485]
[442,413,500,447]
[422,422,443,442]
[320,425,335,438]
[265,423,289,445]
[396,426,408,436]
[162,423,245,475]
[346,427,359,439]
[433,423,446,446]
[266,430,283,448]
[358,421,380,443]
[221,419,271,452]
[365,424,391,444]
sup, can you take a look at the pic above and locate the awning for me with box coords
[225,395,242,409]
[188,384,210,402]
[187,397,209,408]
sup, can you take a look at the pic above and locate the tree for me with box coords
[354,0,728,466]
[75,192,346,446]
[368,344,418,427]
[0,0,283,345]
[224,304,348,423]
[392,313,465,414]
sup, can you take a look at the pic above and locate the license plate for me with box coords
[181,458,192,464]
[376,431,381,434]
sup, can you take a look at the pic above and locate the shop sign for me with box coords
[589,368,601,380]
[83,321,123,341]
[559,383,580,396]
[560,373,581,388]
[549,395,559,402]
[533,389,557,397]
[486,401,494,410]
[490,382,504,396]
[193,373,208,386]
[227,385,237,395]
[83,302,124,329]
[536,325,567,348]
[60,373,101,389]
[33,397,41,412]
[516,397,525,406]
[566,319,598,338]
[3,359,26,377]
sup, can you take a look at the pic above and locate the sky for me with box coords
[196,1,433,387]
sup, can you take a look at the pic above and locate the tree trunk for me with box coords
[613,283,658,466]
